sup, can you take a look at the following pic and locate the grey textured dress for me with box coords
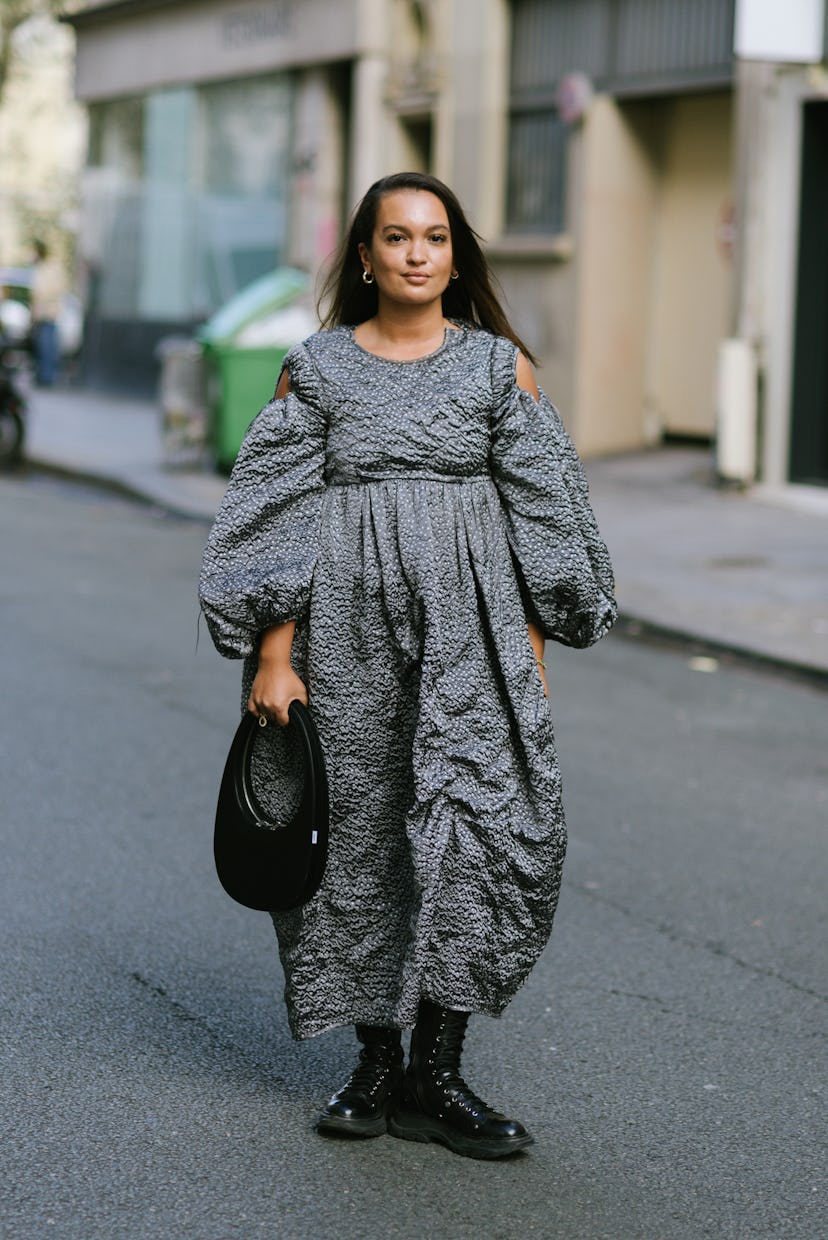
[199,323,616,1039]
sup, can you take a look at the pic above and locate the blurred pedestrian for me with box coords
[199,172,616,1160]
[30,240,66,386]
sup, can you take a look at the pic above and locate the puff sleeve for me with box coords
[198,344,326,659]
[489,339,617,648]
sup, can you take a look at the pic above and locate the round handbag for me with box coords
[213,700,329,912]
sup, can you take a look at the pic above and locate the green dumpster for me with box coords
[198,268,310,473]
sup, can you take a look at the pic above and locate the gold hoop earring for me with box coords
[362,270,374,285]
[450,271,459,281]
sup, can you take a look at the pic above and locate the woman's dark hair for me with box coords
[318,172,538,365]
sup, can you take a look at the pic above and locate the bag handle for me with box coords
[234,700,323,831]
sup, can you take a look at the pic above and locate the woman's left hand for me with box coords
[528,620,549,698]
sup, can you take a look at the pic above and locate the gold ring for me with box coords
[258,714,268,728]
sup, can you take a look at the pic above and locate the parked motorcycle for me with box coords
[0,337,26,466]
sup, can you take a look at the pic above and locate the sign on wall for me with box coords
[73,0,360,101]
[735,0,825,62]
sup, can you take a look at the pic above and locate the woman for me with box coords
[199,172,616,1160]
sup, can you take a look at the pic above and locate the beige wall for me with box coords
[572,96,663,456]
[647,92,733,438]
[567,90,733,456]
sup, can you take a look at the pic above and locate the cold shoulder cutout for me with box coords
[281,340,323,406]
[514,350,540,401]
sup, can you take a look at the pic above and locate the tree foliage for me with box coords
[0,0,72,101]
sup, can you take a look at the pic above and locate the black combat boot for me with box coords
[316,1025,404,1137]
[388,999,533,1159]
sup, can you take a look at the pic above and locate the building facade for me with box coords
[68,0,827,489]
[69,0,356,389]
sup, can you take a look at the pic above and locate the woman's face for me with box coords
[358,189,455,310]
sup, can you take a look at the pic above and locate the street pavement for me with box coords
[22,380,828,679]
[1,471,826,1240]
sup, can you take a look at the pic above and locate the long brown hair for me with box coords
[317,172,538,365]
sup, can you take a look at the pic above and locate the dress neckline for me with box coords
[347,321,464,364]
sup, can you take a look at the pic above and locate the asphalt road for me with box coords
[1,472,825,1240]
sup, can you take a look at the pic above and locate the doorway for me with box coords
[789,101,828,485]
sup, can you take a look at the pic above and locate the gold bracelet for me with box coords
[536,658,546,670]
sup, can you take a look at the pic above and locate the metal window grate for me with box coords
[510,0,608,96]
[506,0,736,234]
[506,110,568,233]
[510,0,734,95]
[609,0,734,93]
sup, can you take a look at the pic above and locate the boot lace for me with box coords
[340,1044,399,1100]
[430,1017,496,1119]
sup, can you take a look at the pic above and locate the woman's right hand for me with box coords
[248,659,308,727]
[248,621,306,726]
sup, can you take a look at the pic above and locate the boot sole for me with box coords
[387,1110,533,1160]
[316,1112,388,1138]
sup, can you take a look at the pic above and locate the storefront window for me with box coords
[81,73,291,327]
[87,96,145,178]
[196,75,291,306]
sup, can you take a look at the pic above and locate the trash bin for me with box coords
[198,269,314,473]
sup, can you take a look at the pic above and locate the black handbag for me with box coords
[213,701,329,912]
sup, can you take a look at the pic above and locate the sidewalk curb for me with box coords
[613,614,828,692]
[25,457,216,523]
